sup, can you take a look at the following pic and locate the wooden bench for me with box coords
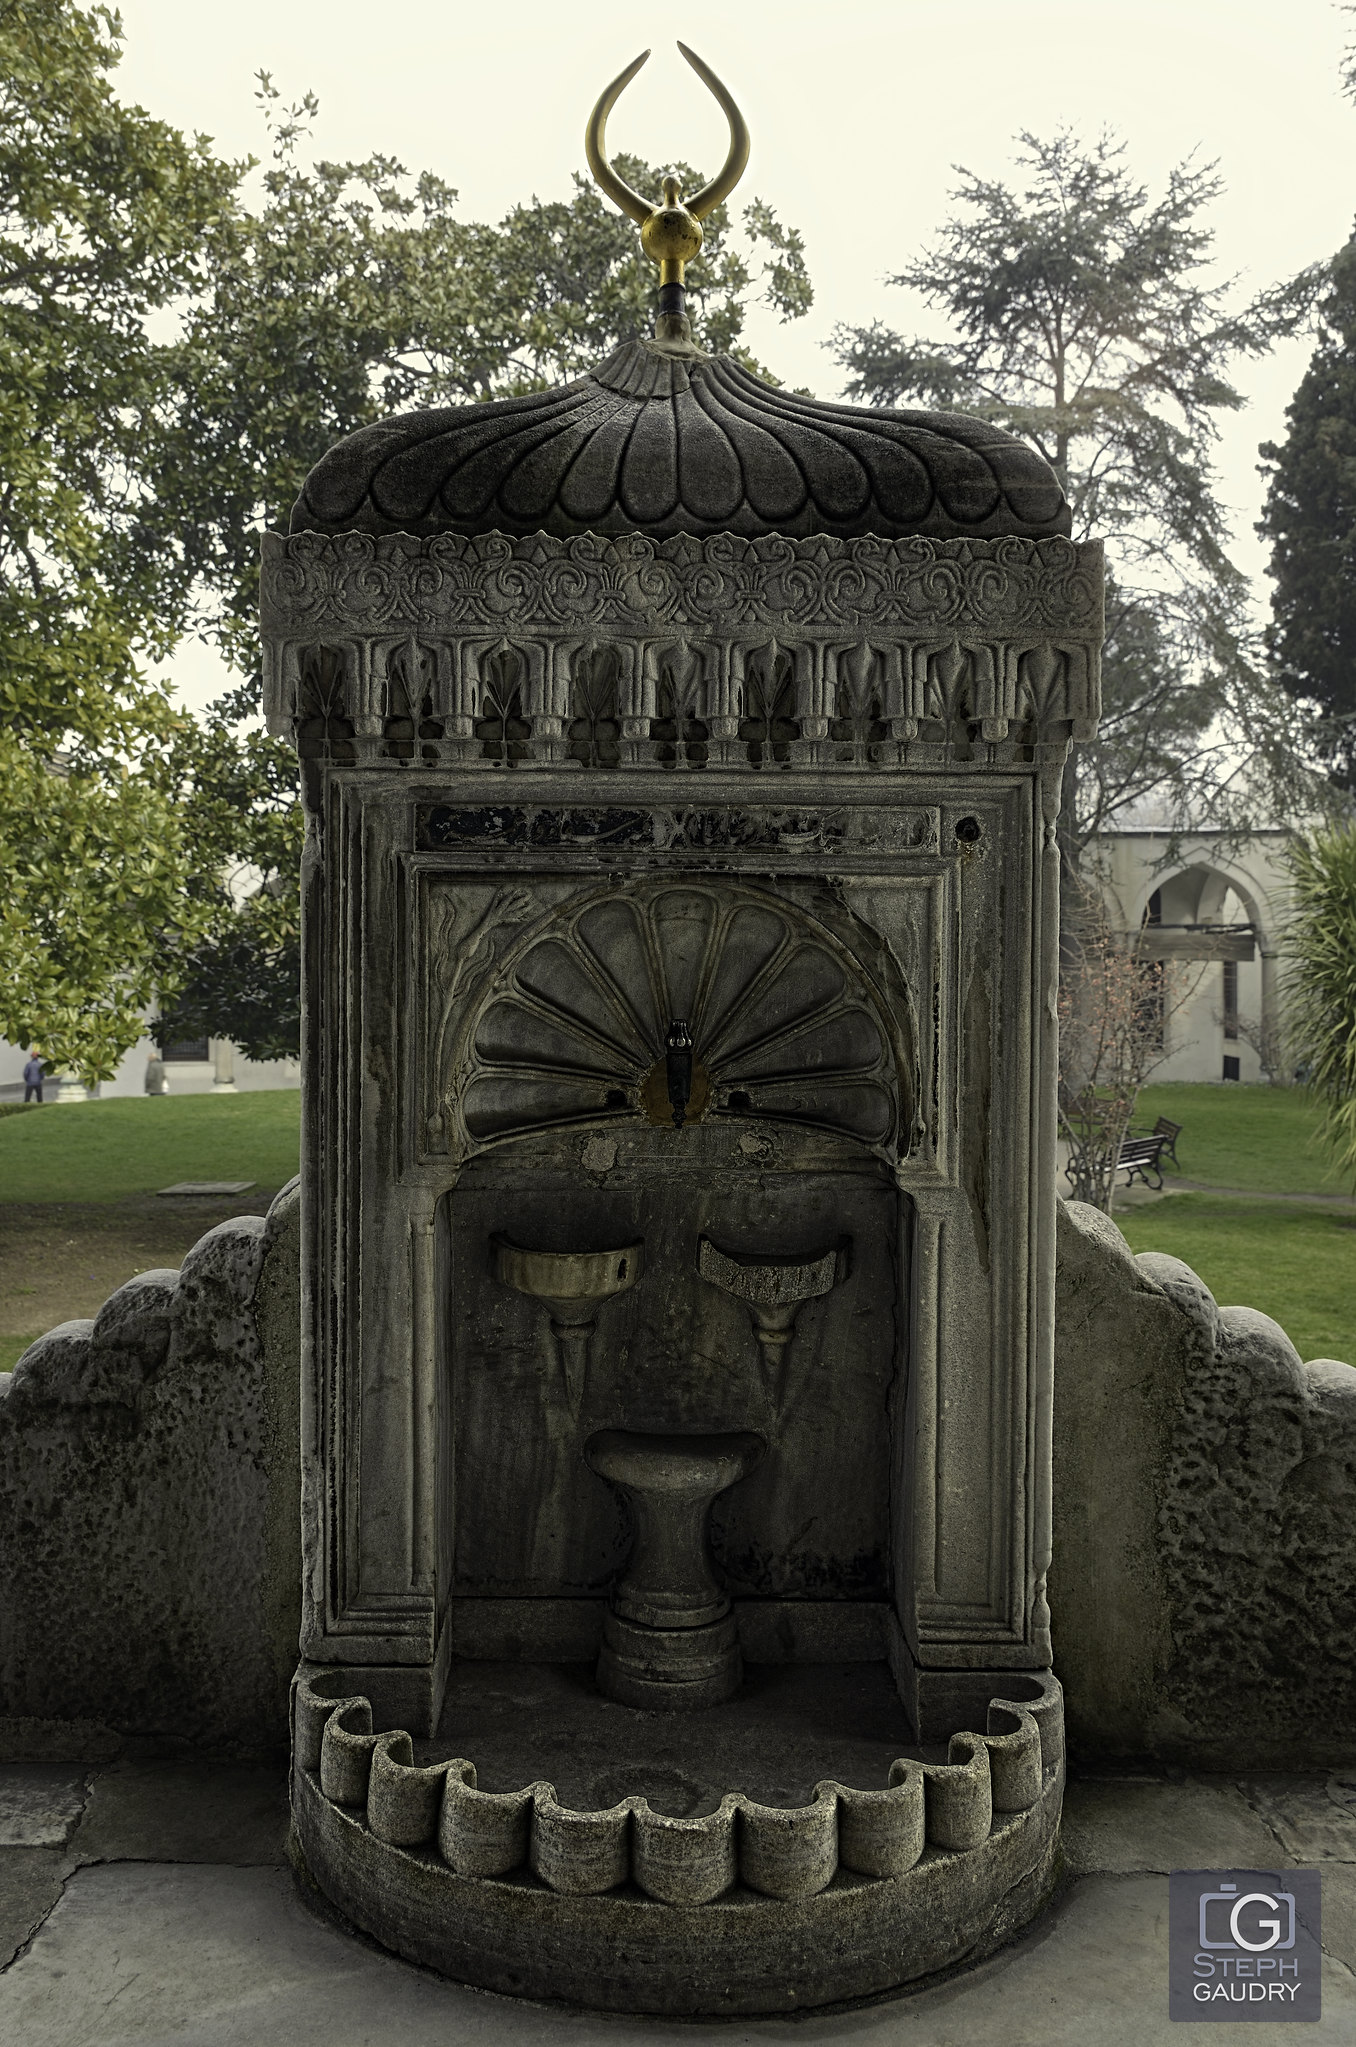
[1117,1133,1168,1191]
[1151,1115,1182,1166]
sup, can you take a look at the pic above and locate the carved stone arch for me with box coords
[452,879,914,1155]
[1132,857,1269,943]
[739,641,797,766]
[295,643,355,762]
[382,637,442,761]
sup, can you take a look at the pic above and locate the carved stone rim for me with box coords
[294,1666,1064,1905]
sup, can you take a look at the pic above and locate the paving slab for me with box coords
[1237,1776,1356,1864]
[70,1761,288,1867]
[1318,1864,1356,1975]
[0,1847,70,1971]
[1062,1772,1284,1874]
[0,1764,89,1848]
[1,1864,1355,2047]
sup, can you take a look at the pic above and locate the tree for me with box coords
[0,27,812,1074]
[832,131,1320,868]
[1056,876,1193,1212]
[0,0,239,1080]
[152,687,303,1062]
[1285,824,1356,1185]
[148,83,813,1044]
[1257,233,1356,787]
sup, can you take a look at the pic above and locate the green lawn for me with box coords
[0,1092,300,1203]
[1117,1194,1356,1364]
[1135,1082,1347,1195]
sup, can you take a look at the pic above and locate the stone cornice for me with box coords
[261,529,1103,642]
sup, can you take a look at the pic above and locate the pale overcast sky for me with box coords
[109,0,1355,709]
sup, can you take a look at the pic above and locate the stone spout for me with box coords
[696,1237,849,1409]
[493,1238,642,1416]
[585,1428,765,1711]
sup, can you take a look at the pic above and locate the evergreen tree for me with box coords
[1257,234,1356,786]
[832,131,1320,866]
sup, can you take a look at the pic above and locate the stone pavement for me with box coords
[0,1757,1353,2045]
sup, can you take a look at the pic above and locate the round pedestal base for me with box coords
[597,1608,741,1711]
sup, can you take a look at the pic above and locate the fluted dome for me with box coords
[291,338,1069,543]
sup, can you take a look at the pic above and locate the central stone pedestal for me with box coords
[585,1428,765,1710]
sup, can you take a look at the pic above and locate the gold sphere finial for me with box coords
[585,43,751,344]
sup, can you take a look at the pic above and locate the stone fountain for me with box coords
[272,41,1101,2016]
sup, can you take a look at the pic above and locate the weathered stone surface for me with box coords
[1318,1862,1356,1977]
[3,1184,1346,1781]
[1,1765,1352,2036]
[0,1718,121,1765]
[1237,1775,1356,1863]
[72,1760,288,1867]
[292,1743,1062,2015]
[261,529,1103,768]
[8,1860,1355,2044]
[1051,1199,1356,1767]
[0,1765,89,1848]
[0,1184,302,1754]
[291,337,1072,544]
[0,1846,69,1970]
[1049,1204,1186,1757]
[1060,1774,1282,1874]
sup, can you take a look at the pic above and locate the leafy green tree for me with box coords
[831,131,1320,867]
[1286,824,1356,1184]
[152,686,303,1062]
[1257,234,1356,786]
[0,24,811,1074]
[0,0,239,1080]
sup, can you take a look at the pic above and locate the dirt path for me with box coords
[0,1193,279,1366]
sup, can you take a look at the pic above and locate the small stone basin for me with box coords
[586,1427,766,1708]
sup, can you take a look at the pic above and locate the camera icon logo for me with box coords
[1199,1883,1296,1953]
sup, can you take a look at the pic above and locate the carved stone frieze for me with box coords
[261,530,1102,765]
[416,803,939,855]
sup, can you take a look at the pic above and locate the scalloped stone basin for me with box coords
[290,1663,1066,2014]
[585,1427,765,1710]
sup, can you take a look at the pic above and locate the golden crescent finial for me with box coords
[584,50,654,227]
[583,42,751,345]
[676,44,751,222]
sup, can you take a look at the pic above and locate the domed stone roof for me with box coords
[290,337,1069,543]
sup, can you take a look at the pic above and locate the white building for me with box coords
[1094,828,1293,1085]
[0,1031,298,1101]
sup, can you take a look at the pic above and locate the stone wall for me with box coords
[0,1186,1350,1766]
[1051,1199,1356,1769]
[0,1183,301,1757]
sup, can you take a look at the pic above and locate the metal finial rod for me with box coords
[584,43,751,344]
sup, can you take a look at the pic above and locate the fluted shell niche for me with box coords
[439,877,914,1614]
[457,882,911,1157]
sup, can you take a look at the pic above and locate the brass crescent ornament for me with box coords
[584,42,751,335]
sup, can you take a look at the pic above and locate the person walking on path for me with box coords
[22,1050,45,1103]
